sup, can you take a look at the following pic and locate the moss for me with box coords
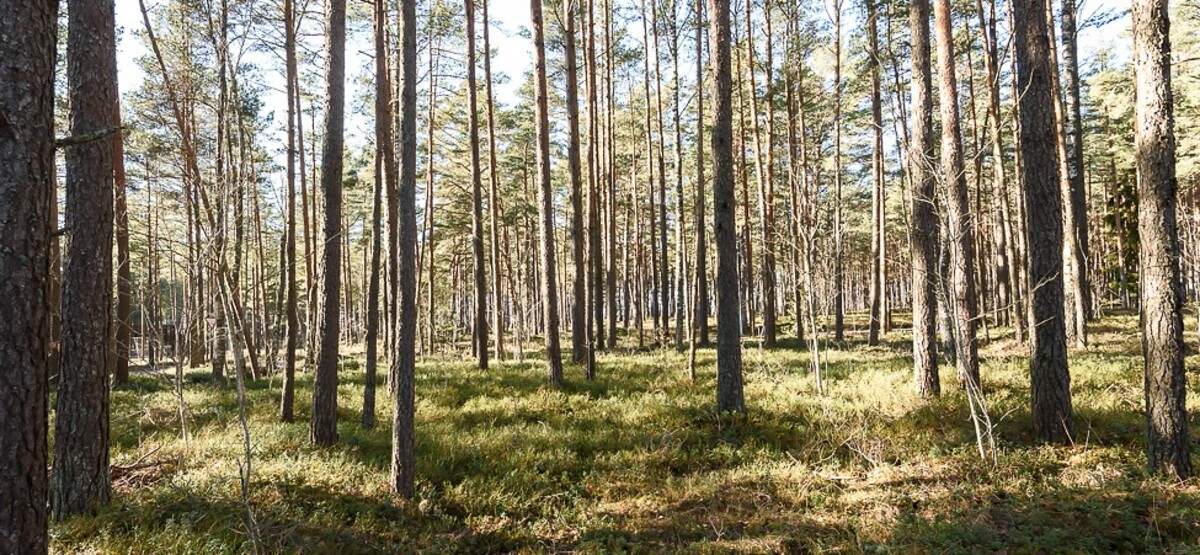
[50,313,1200,553]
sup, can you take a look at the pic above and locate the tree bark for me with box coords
[482,0,506,361]
[280,0,298,423]
[909,0,939,397]
[710,0,744,412]
[52,0,117,519]
[466,0,489,370]
[1014,0,1073,442]
[311,0,347,446]
[533,0,566,387]
[392,0,419,498]
[694,0,709,346]
[867,0,885,346]
[0,0,56,549]
[933,0,980,388]
[1132,0,1190,479]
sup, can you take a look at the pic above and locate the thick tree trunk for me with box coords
[909,0,939,397]
[0,0,56,549]
[52,0,117,519]
[710,0,744,412]
[311,0,347,446]
[1014,0,1073,442]
[1132,0,1190,479]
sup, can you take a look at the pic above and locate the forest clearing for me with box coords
[3,0,1200,552]
[50,314,1200,553]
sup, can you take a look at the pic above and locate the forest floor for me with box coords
[50,311,1200,554]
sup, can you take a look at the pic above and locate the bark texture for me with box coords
[1132,0,1190,479]
[392,0,419,498]
[710,0,744,412]
[909,0,939,397]
[1014,0,1073,442]
[0,0,57,550]
[311,0,347,446]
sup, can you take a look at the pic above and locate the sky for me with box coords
[114,0,1130,193]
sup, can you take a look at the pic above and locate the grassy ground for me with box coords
[51,312,1200,553]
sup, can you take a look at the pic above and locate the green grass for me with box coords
[50,313,1200,553]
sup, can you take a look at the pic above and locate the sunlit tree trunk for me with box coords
[311,0,347,446]
[53,0,117,519]
[710,0,744,412]
[1132,0,1190,479]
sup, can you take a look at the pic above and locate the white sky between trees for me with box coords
[114,0,1128,213]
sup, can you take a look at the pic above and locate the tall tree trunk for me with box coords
[364,0,391,430]
[866,0,885,346]
[565,0,587,362]
[909,0,939,397]
[280,0,298,423]
[311,0,347,446]
[465,0,489,370]
[392,0,419,497]
[605,0,618,349]
[1132,0,1190,479]
[52,0,117,519]
[832,2,845,343]
[651,0,670,347]
[933,0,980,388]
[977,0,1022,343]
[533,0,566,386]
[695,0,709,345]
[0,0,56,548]
[710,0,744,412]
[482,0,505,361]
[1060,0,1091,326]
[1014,0,1073,442]
[746,0,776,348]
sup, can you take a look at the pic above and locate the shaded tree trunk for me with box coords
[1014,0,1073,442]
[867,0,885,346]
[482,0,505,361]
[0,0,56,549]
[566,0,586,362]
[392,0,419,497]
[695,0,709,346]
